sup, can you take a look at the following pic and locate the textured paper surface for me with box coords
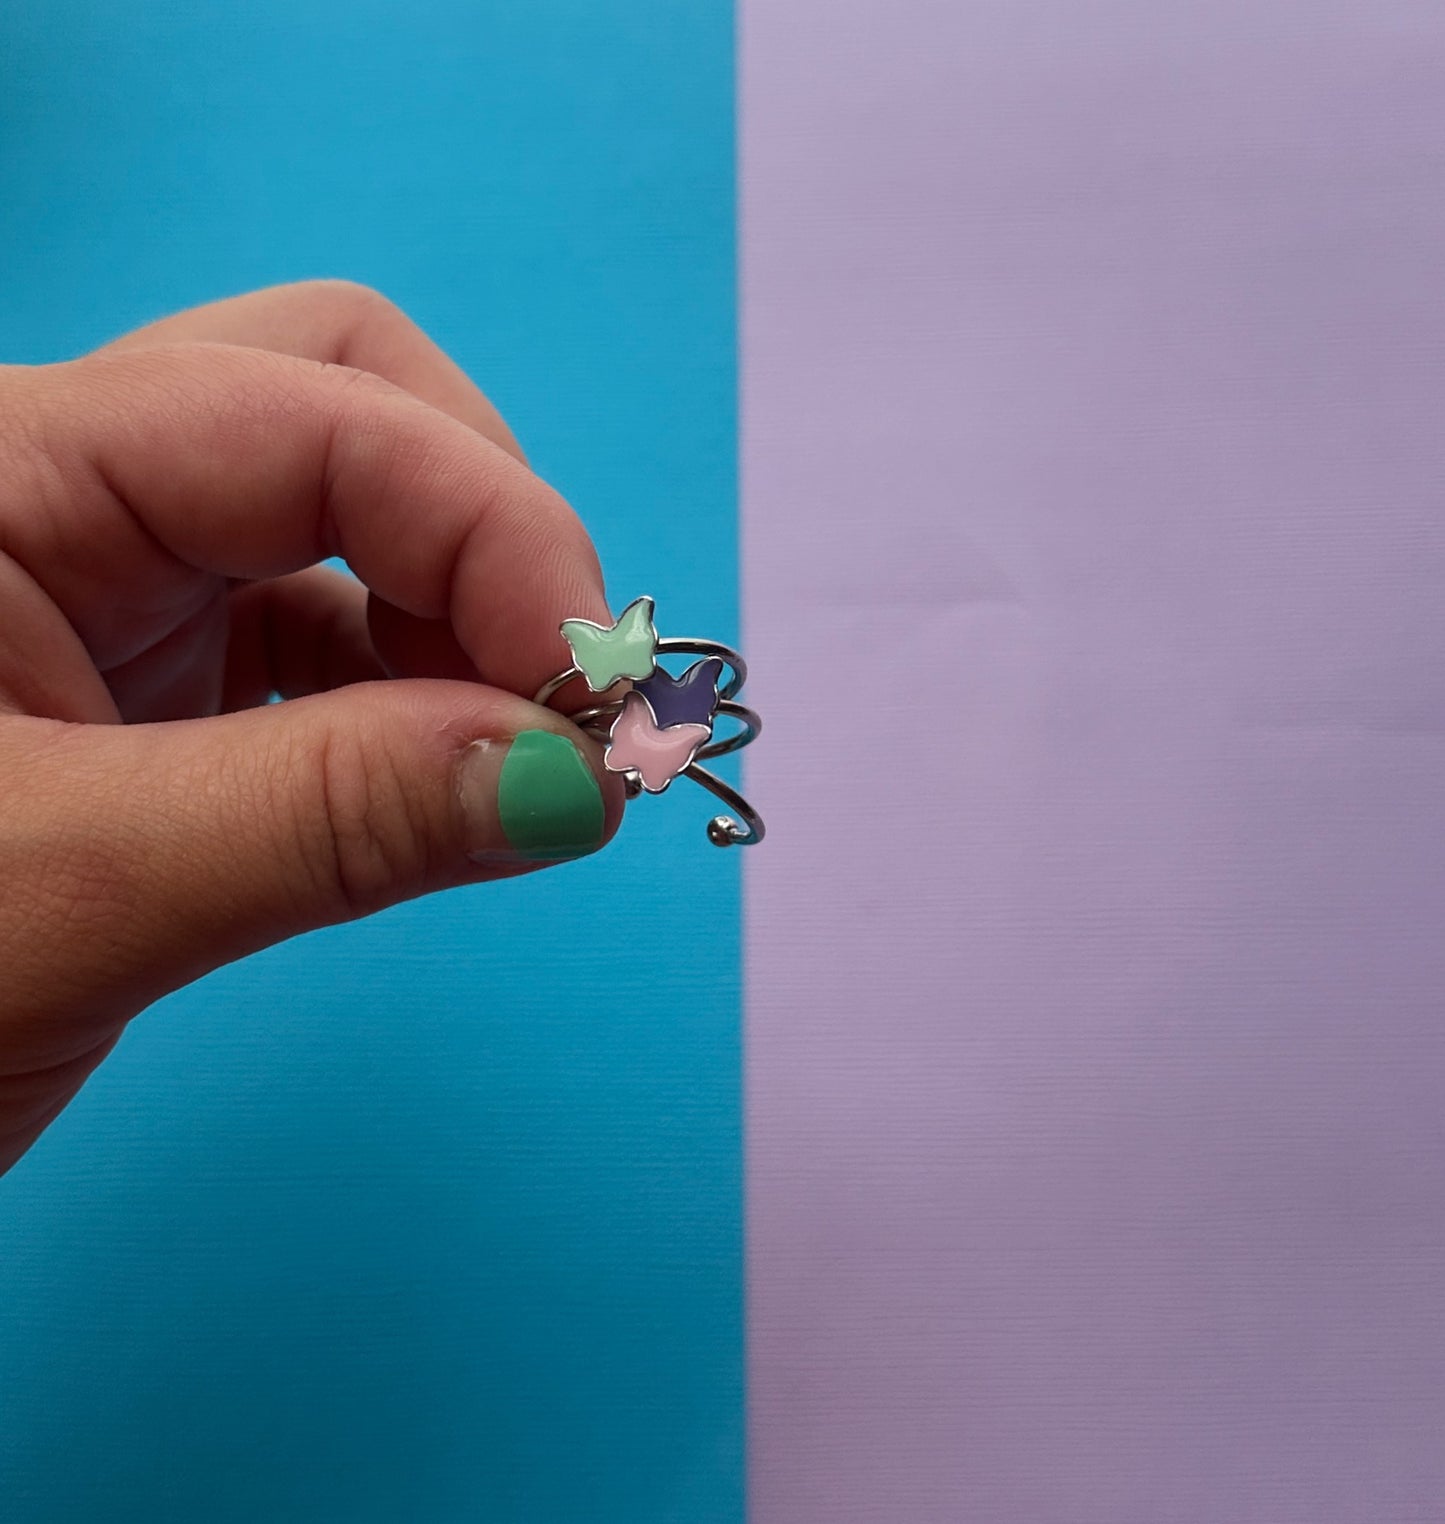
[743,2,1445,1518]
[0,4,742,1520]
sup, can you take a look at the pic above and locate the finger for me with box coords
[1,679,626,1073]
[93,282,537,694]
[98,279,526,462]
[367,595,482,684]
[101,594,230,723]
[16,344,610,700]
[0,550,119,723]
[223,567,386,710]
[64,567,381,725]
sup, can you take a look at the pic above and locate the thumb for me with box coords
[22,679,624,1016]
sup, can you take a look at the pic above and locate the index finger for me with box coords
[17,342,611,698]
[98,279,528,465]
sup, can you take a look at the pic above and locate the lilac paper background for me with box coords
[742,3,1445,1518]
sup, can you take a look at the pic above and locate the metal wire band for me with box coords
[685,764,765,847]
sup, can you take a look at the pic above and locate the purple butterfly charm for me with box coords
[605,691,712,793]
[634,657,724,729]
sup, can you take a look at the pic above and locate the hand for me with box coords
[0,280,625,1174]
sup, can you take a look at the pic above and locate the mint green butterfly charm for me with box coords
[560,595,659,691]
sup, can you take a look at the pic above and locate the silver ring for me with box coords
[533,595,765,847]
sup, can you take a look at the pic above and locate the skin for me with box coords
[0,280,626,1175]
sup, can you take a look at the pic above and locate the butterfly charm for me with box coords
[561,595,658,692]
[605,691,711,793]
[635,657,723,729]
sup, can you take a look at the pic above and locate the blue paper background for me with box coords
[0,3,741,1519]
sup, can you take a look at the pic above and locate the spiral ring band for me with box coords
[533,596,764,847]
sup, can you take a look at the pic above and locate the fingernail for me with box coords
[458,729,606,864]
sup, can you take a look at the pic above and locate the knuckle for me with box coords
[304,277,403,332]
[299,722,428,920]
[308,276,390,308]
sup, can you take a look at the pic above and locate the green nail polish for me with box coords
[497,730,606,861]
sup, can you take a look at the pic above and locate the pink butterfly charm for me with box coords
[605,691,712,793]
